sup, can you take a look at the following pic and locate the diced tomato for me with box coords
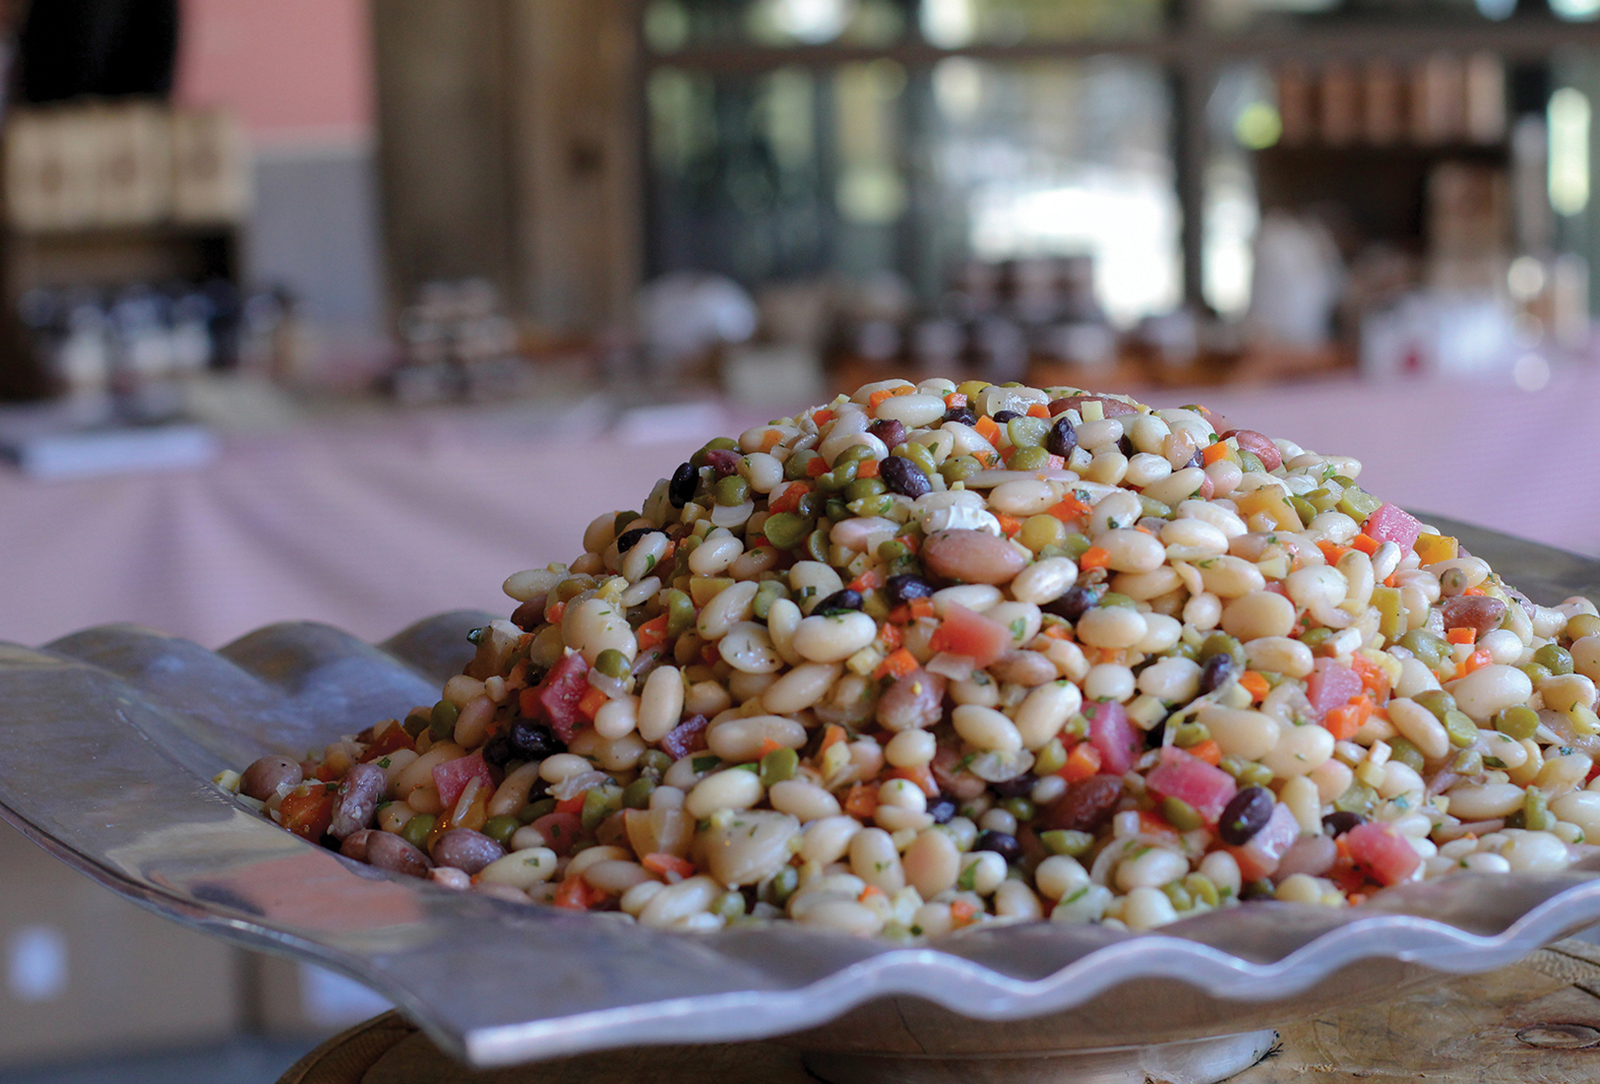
[521,651,592,741]
[1349,654,1391,702]
[360,719,416,762]
[1056,740,1102,783]
[552,875,607,910]
[843,782,879,819]
[1226,801,1300,881]
[531,811,584,856]
[433,751,494,811]
[1145,747,1238,823]
[1085,700,1142,776]
[1362,503,1423,556]
[279,786,334,841]
[1306,660,1364,720]
[1344,821,1421,885]
[873,647,919,681]
[659,714,710,759]
[929,603,1012,668]
[641,852,697,881]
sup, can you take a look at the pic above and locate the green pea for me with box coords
[594,648,631,679]
[1173,721,1211,748]
[762,512,813,551]
[1061,713,1090,743]
[825,497,850,522]
[1566,613,1600,641]
[1337,484,1382,521]
[1184,872,1220,908]
[692,438,737,469]
[1161,796,1204,832]
[836,444,875,467]
[403,710,430,738]
[1001,796,1036,822]
[796,490,824,518]
[1039,829,1094,857]
[623,778,657,810]
[1399,629,1448,670]
[1167,639,1200,661]
[1523,787,1556,832]
[1200,632,1247,668]
[520,797,557,823]
[846,477,887,502]
[664,589,696,637]
[613,510,641,536]
[1535,643,1575,676]
[1237,449,1264,474]
[760,747,799,787]
[805,528,831,563]
[1099,592,1136,609]
[1493,705,1540,741]
[639,749,673,780]
[1333,781,1377,815]
[1034,737,1068,776]
[877,539,910,562]
[1287,495,1316,528]
[483,814,520,845]
[1386,737,1425,773]
[1410,689,1457,722]
[1520,662,1552,685]
[784,450,818,481]
[400,813,436,850]
[1006,416,1050,449]
[827,463,859,493]
[429,700,458,741]
[753,580,788,620]
[1443,709,1478,748]
[1162,881,1193,911]
[1299,627,1334,652]
[1237,760,1274,787]
[1060,532,1091,559]
[1134,495,1171,520]
[715,475,751,507]
[1451,749,1483,775]
[581,786,622,832]
[766,865,799,907]
[1009,446,1051,471]
[1305,486,1339,512]
[939,455,982,484]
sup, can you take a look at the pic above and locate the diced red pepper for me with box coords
[1362,503,1423,556]
[531,811,584,856]
[279,786,334,842]
[928,603,1012,668]
[1306,660,1364,720]
[360,719,416,762]
[1145,746,1237,824]
[1344,821,1421,885]
[1226,801,1300,881]
[520,651,592,741]
[659,714,710,760]
[1085,700,1142,777]
[433,751,494,811]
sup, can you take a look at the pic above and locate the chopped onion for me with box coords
[711,500,755,528]
[925,652,975,681]
[550,770,612,801]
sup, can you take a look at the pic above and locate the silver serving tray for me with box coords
[5,515,1600,1083]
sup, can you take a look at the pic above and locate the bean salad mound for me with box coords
[225,378,1600,937]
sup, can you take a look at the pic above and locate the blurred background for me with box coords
[6,0,1600,1080]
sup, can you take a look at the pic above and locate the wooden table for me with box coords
[280,940,1600,1084]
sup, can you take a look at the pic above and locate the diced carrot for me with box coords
[812,408,834,426]
[552,875,606,911]
[856,458,880,479]
[877,623,904,651]
[1461,585,1485,597]
[1350,653,1391,701]
[910,597,935,620]
[849,567,884,593]
[950,899,980,926]
[1189,739,1223,766]
[805,456,828,478]
[843,782,879,819]
[1351,533,1380,555]
[1047,495,1091,522]
[996,513,1023,537]
[547,600,567,624]
[641,853,697,881]
[1201,442,1231,466]
[636,613,670,651]
[1045,455,1066,469]
[1459,648,1493,676]
[700,642,721,665]
[886,604,912,625]
[1239,670,1271,703]
[768,482,810,514]
[819,724,848,757]
[1043,623,1074,640]
[873,647,919,681]
[760,429,783,452]
[944,392,967,408]
[858,884,886,902]
[974,415,1002,445]
[1139,811,1181,841]
[1027,403,1052,418]
[577,685,608,721]
[1057,741,1103,783]
[1323,697,1372,742]
[869,390,894,410]
[1317,541,1350,565]
[1079,546,1112,571]
[1446,627,1477,645]
[518,686,541,719]
[757,737,783,759]
[884,764,939,798]
[555,794,587,816]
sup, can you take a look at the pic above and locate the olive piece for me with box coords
[1218,786,1274,846]
[1322,810,1365,837]
[614,527,651,553]
[508,719,562,759]
[868,418,907,449]
[975,830,1022,863]
[989,774,1036,799]
[1044,584,1103,622]
[668,462,698,507]
[813,589,863,615]
[879,455,932,498]
[715,475,751,507]
[943,405,978,426]
[480,732,514,768]
[928,799,957,824]
[1199,652,1238,694]
[992,409,1020,423]
[886,574,935,605]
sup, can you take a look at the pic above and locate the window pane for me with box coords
[644,0,912,51]
[919,0,1165,45]
[1204,0,1535,32]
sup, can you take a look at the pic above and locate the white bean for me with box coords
[639,665,685,742]
[1010,557,1078,606]
[685,769,764,820]
[761,662,843,714]
[952,704,1023,752]
[697,580,759,640]
[792,612,878,662]
[1386,698,1450,760]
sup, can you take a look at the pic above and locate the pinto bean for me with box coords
[329,763,388,840]
[1222,429,1282,471]
[1042,775,1124,832]
[366,831,434,878]
[430,828,505,874]
[339,829,373,863]
[922,530,1028,585]
[1273,833,1336,881]
[988,650,1058,687]
[1439,595,1507,638]
[240,755,302,801]
[931,745,986,801]
[876,668,946,731]
[1048,395,1138,418]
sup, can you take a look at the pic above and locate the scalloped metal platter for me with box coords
[5,515,1600,1079]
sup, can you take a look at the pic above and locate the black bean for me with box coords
[1199,652,1237,694]
[814,589,863,615]
[992,409,1020,423]
[989,775,1035,799]
[868,418,907,450]
[508,719,562,759]
[885,574,934,606]
[615,527,651,553]
[1044,584,1102,622]
[1322,811,1365,837]
[481,732,515,768]
[975,830,1022,863]
[668,462,697,507]
[1045,417,1077,458]
[879,455,931,499]
[1117,435,1135,457]
[943,405,977,426]
[928,799,957,824]
[1218,786,1274,846]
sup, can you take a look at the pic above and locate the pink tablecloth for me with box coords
[2,369,1597,649]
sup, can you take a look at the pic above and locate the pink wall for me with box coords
[173,0,374,144]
